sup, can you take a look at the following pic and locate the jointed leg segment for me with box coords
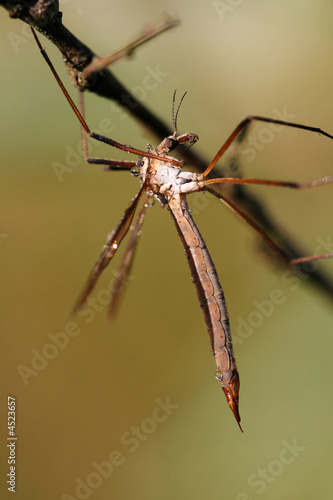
[199,115,333,179]
[31,27,182,168]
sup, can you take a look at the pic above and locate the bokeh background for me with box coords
[1,1,333,499]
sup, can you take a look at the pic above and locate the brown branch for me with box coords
[1,0,333,299]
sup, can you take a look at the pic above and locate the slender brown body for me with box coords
[168,195,241,429]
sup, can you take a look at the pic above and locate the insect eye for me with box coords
[166,137,177,151]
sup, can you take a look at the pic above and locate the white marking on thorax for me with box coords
[140,156,199,198]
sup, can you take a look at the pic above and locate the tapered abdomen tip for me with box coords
[222,386,243,432]
[220,369,243,432]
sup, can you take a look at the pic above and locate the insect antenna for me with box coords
[172,90,187,136]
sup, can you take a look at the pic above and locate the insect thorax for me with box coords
[139,152,198,205]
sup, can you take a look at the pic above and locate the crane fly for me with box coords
[31,28,333,431]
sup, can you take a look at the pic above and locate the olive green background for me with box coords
[1,1,333,499]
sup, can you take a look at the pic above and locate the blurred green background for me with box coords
[1,1,333,499]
